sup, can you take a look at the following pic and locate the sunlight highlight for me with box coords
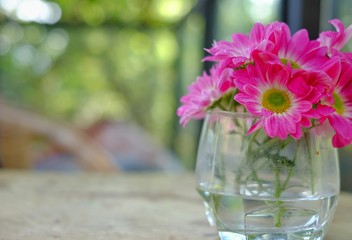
[0,0,62,24]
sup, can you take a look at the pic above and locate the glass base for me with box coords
[218,228,323,240]
[197,185,338,240]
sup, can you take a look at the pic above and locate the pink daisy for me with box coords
[177,19,352,147]
[203,22,276,69]
[252,28,329,71]
[233,52,316,140]
[276,30,328,71]
[317,61,352,147]
[318,19,352,56]
[177,65,235,127]
[204,21,328,72]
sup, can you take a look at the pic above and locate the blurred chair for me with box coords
[0,100,117,172]
[86,120,182,171]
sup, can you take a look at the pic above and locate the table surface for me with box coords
[0,170,351,240]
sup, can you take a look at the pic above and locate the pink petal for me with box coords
[248,120,263,135]
[245,102,262,115]
[329,114,352,139]
[276,118,289,139]
[264,115,278,138]
[286,29,309,60]
[300,116,312,128]
[290,126,303,140]
[243,85,261,97]
[234,93,256,103]
[250,22,266,46]
[281,115,296,133]
[320,56,341,82]
[317,104,335,116]
[288,74,312,96]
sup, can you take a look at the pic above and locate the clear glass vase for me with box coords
[195,111,340,240]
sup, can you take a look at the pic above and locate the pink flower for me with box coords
[318,61,352,147]
[234,52,315,139]
[177,65,235,126]
[276,30,328,71]
[318,19,352,56]
[204,21,327,72]
[203,22,275,69]
[178,19,352,147]
[248,50,336,103]
[252,29,329,71]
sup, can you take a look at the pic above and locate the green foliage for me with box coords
[0,0,280,169]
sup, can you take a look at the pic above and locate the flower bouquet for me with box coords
[177,20,351,239]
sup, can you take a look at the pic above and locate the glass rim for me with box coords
[206,110,256,118]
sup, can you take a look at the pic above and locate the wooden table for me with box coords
[0,170,351,240]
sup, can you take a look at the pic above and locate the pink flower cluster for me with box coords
[177,19,352,148]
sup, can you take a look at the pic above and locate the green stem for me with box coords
[242,131,301,228]
[282,139,301,190]
[274,167,282,198]
[274,165,284,227]
[304,132,315,194]
[217,103,227,111]
[271,137,297,228]
[275,205,286,227]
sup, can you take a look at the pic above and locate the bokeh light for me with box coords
[0,0,281,169]
[0,0,62,24]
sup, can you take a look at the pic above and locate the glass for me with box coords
[195,111,340,239]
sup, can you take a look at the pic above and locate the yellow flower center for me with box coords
[281,58,300,69]
[333,92,344,115]
[262,88,291,114]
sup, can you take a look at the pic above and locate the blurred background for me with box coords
[0,0,351,189]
